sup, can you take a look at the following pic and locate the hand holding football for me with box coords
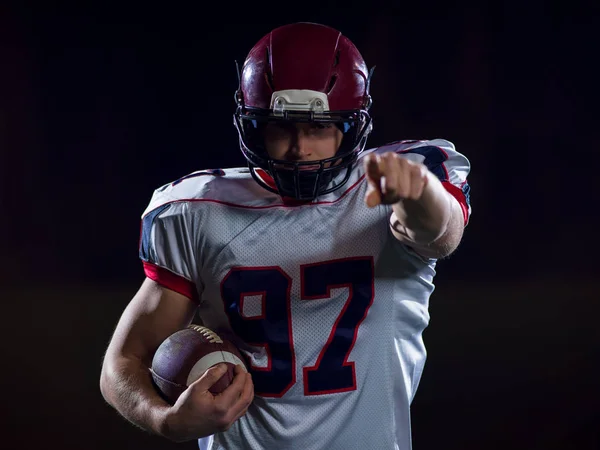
[151,325,247,404]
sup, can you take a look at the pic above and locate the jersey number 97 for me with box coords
[221,257,374,397]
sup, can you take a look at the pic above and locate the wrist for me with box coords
[153,404,178,440]
[391,175,453,244]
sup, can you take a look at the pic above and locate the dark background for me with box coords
[1,2,599,449]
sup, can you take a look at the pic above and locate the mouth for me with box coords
[273,163,321,171]
[297,164,320,171]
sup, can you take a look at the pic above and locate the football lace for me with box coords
[187,325,223,344]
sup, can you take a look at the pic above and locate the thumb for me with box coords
[364,154,383,207]
[189,363,228,391]
[364,153,382,186]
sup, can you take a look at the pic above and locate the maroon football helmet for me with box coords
[233,22,375,200]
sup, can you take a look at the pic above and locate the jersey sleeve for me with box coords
[387,139,472,225]
[138,197,201,302]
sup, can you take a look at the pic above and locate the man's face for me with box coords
[263,122,344,164]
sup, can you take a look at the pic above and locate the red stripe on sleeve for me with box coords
[143,261,199,303]
[442,181,469,226]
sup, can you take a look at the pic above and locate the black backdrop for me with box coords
[1,2,598,449]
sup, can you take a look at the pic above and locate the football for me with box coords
[150,325,247,404]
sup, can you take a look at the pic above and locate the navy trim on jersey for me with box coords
[139,203,172,261]
[397,145,449,182]
[461,182,471,208]
[172,169,225,186]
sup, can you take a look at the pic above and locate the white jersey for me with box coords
[139,139,471,450]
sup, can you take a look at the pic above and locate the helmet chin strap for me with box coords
[234,60,244,106]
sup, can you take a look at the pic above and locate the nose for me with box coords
[288,128,311,160]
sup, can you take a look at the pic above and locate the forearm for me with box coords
[391,171,453,245]
[100,355,171,438]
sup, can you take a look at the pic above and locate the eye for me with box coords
[265,122,292,138]
[310,123,333,131]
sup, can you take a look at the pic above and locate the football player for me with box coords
[100,22,471,450]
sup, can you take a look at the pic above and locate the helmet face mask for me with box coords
[235,107,372,199]
[233,23,375,200]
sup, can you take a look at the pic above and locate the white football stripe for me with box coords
[186,351,247,386]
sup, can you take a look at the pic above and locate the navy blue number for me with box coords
[221,267,295,397]
[221,258,374,397]
[172,169,225,186]
[301,257,375,395]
